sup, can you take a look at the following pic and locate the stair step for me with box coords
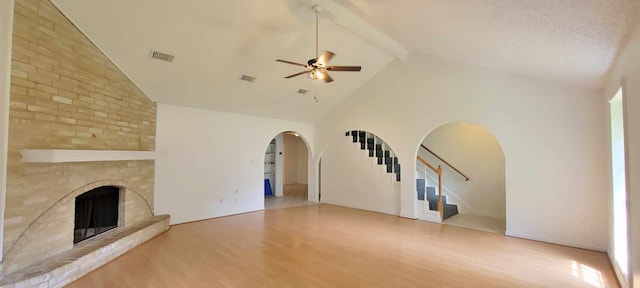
[426,186,436,199]
[418,180,458,217]
[426,194,446,203]
[443,203,459,220]
[367,138,374,149]
[345,130,400,181]
[416,179,426,192]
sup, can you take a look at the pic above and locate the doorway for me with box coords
[416,122,505,234]
[264,131,313,210]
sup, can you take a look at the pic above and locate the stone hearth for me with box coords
[0,215,169,288]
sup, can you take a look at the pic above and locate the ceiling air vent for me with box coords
[240,75,256,82]
[298,89,309,94]
[149,50,174,62]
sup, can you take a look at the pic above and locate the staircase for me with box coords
[345,130,400,182]
[416,179,458,220]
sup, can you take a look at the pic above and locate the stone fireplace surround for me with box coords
[0,176,169,287]
[1,151,167,287]
[5,0,168,285]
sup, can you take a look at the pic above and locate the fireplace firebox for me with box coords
[74,186,120,243]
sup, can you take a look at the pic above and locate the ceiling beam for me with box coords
[297,0,409,61]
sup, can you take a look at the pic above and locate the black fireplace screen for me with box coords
[74,186,120,243]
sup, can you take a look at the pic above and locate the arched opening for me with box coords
[415,122,506,234]
[263,131,313,210]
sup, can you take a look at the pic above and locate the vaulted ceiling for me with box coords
[51,0,637,122]
[334,0,638,89]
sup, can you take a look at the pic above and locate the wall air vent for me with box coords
[298,89,309,94]
[149,50,174,62]
[240,75,256,82]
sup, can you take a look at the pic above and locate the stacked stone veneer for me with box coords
[5,0,157,274]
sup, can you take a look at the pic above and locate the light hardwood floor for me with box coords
[68,204,618,288]
[264,183,315,210]
[444,213,506,235]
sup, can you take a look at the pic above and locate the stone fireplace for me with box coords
[2,0,170,285]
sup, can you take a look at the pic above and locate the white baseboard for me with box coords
[504,230,606,252]
[399,212,417,219]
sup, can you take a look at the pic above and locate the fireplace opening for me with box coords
[74,186,120,243]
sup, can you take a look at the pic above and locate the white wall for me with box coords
[315,52,608,251]
[0,0,15,262]
[284,134,296,184]
[283,134,308,185]
[297,137,308,184]
[321,135,400,215]
[274,134,284,197]
[154,103,314,225]
[602,20,640,288]
[420,122,505,219]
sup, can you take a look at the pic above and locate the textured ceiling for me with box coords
[335,0,638,89]
[50,0,638,123]
[51,0,395,122]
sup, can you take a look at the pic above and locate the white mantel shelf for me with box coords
[20,149,156,163]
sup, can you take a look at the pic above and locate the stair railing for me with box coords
[417,156,444,221]
[420,145,470,181]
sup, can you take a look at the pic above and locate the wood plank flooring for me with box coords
[67,204,618,287]
[444,213,506,235]
[264,184,314,210]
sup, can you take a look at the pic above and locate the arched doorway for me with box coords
[263,131,313,210]
[415,122,505,234]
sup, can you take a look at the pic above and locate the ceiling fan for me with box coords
[276,5,361,83]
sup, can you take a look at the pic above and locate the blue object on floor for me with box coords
[264,179,273,196]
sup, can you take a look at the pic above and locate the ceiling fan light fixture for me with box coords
[275,4,361,83]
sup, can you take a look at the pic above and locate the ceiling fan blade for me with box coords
[276,59,307,67]
[320,70,333,83]
[318,51,335,66]
[284,70,310,78]
[327,66,361,72]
